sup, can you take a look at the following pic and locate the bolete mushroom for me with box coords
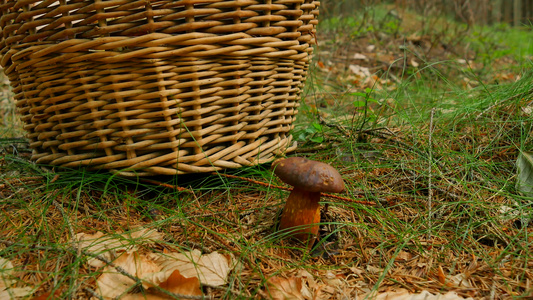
[272,157,345,246]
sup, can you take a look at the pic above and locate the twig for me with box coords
[212,172,290,191]
[0,137,28,143]
[0,239,50,249]
[363,129,439,167]
[318,114,395,139]
[5,200,137,300]
[206,235,240,253]
[242,224,274,239]
[257,289,271,299]
[489,280,496,300]
[293,144,328,153]
[52,199,80,298]
[139,178,193,193]
[83,287,104,300]
[0,176,44,189]
[79,249,204,300]
[50,174,60,183]
[203,284,249,299]
[428,108,436,240]
[318,114,351,137]
[213,173,375,206]
[0,240,204,300]
[321,193,375,206]
[52,200,76,241]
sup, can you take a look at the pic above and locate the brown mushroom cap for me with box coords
[272,157,345,193]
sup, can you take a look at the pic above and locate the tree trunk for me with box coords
[514,0,521,26]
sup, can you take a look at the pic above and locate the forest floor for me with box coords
[1,5,533,300]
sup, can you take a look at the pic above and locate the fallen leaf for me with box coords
[447,273,472,288]
[0,289,35,300]
[294,270,315,299]
[78,230,223,299]
[76,227,163,268]
[349,266,364,277]
[349,64,371,78]
[366,265,384,274]
[154,250,234,287]
[0,257,33,299]
[359,288,474,300]
[76,231,122,268]
[436,265,446,285]
[0,257,15,291]
[516,151,533,197]
[95,251,161,299]
[521,105,533,115]
[295,269,316,288]
[31,290,62,300]
[395,250,414,262]
[120,294,164,300]
[323,271,343,288]
[353,53,369,61]
[264,276,311,300]
[159,270,202,297]
[121,270,202,300]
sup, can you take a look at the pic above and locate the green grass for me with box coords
[1,4,533,300]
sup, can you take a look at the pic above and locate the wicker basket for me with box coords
[0,0,319,176]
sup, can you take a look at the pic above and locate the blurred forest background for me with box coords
[321,0,533,27]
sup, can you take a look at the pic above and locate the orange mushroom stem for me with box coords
[272,157,345,247]
[279,187,321,243]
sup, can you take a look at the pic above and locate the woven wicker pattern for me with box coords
[0,0,319,176]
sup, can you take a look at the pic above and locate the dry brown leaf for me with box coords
[120,294,165,300]
[121,270,202,300]
[366,265,384,275]
[95,251,161,299]
[437,265,447,285]
[95,251,204,300]
[0,257,33,299]
[76,231,122,268]
[395,251,414,262]
[0,289,35,300]
[360,289,475,300]
[0,257,14,291]
[79,229,226,299]
[154,250,234,287]
[323,271,343,288]
[159,270,202,297]
[353,53,369,61]
[349,64,371,78]
[446,273,472,288]
[295,269,316,288]
[264,276,311,300]
[76,227,163,268]
[31,291,62,300]
[349,266,365,277]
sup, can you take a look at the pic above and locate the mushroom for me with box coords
[272,157,345,246]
